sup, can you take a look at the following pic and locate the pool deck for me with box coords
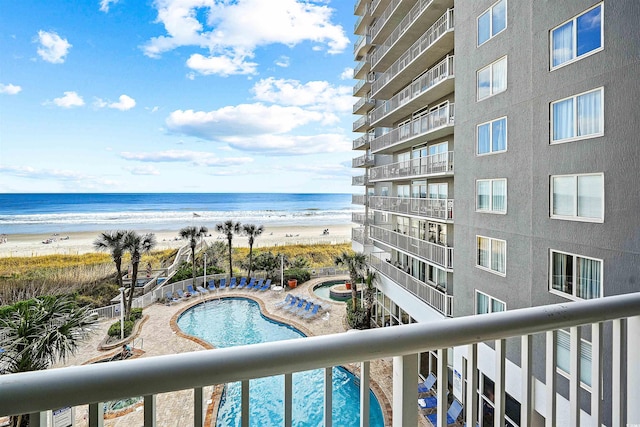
[53,276,436,427]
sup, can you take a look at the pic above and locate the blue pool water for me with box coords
[177,298,385,427]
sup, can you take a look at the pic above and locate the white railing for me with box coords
[352,174,368,186]
[353,133,371,150]
[369,196,454,221]
[371,103,454,153]
[352,153,375,168]
[369,0,404,42]
[371,8,453,82]
[353,114,369,131]
[353,34,371,55]
[369,225,453,269]
[370,55,454,124]
[7,289,637,426]
[352,194,367,206]
[369,151,454,182]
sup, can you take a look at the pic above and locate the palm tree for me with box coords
[0,296,97,426]
[123,231,156,319]
[363,268,377,328]
[242,224,264,277]
[93,230,127,291]
[334,251,367,310]
[216,220,241,278]
[179,225,209,285]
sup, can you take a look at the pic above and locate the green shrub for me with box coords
[130,308,143,321]
[108,320,135,337]
[283,268,310,284]
[346,298,368,329]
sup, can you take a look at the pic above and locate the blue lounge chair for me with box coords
[207,280,216,291]
[197,285,208,294]
[275,294,293,307]
[249,278,261,290]
[418,396,437,410]
[282,296,301,311]
[165,291,179,304]
[293,300,313,316]
[243,277,254,289]
[176,289,189,299]
[426,399,463,426]
[187,284,200,296]
[229,277,237,289]
[303,304,321,319]
[286,297,305,312]
[237,277,247,288]
[419,373,437,394]
[258,279,272,291]
[219,278,226,289]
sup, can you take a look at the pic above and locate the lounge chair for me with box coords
[418,396,437,411]
[197,285,208,294]
[165,291,179,304]
[219,278,227,289]
[285,297,305,312]
[187,284,200,296]
[207,280,217,291]
[258,279,271,291]
[275,294,293,307]
[237,277,247,288]
[425,399,463,426]
[303,304,321,319]
[250,278,262,290]
[176,289,189,299]
[293,300,313,316]
[282,296,301,311]
[418,373,437,394]
[243,277,253,289]
[229,277,237,289]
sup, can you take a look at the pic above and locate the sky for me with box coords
[0,0,358,194]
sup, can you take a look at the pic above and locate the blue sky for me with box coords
[0,0,357,193]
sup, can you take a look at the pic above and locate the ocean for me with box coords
[0,193,355,235]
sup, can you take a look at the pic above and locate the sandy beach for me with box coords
[0,224,352,258]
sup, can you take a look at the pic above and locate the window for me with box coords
[477,236,506,275]
[428,183,447,200]
[477,117,507,155]
[551,173,603,221]
[551,3,603,69]
[477,57,507,101]
[477,374,520,427]
[475,291,506,314]
[550,250,602,299]
[476,179,506,213]
[552,88,603,143]
[557,329,593,387]
[477,0,507,46]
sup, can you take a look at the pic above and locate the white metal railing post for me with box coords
[284,373,293,427]
[591,323,602,426]
[144,394,156,427]
[612,319,627,427]
[241,380,249,427]
[88,402,104,427]
[628,316,640,424]
[436,348,448,427]
[324,367,333,427]
[193,387,203,427]
[569,327,581,426]
[494,339,506,427]
[465,344,478,427]
[545,331,557,427]
[521,335,533,427]
[392,354,418,427]
[360,361,370,427]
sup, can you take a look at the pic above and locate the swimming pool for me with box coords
[177,298,385,427]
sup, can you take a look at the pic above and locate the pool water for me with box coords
[177,298,385,427]
[314,280,362,302]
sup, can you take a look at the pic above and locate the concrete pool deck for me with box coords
[54,275,429,427]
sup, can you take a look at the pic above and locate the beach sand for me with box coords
[0,224,352,258]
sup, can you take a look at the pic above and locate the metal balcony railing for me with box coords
[1,293,638,427]
[352,194,367,206]
[368,151,454,182]
[352,226,372,245]
[370,55,454,124]
[352,153,375,168]
[370,102,454,153]
[352,174,369,186]
[353,79,366,96]
[369,0,404,42]
[369,225,453,269]
[353,114,370,132]
[353,34,371,56]
[352,212,374,225]
[352,133,371,150]
[369,196,454,221]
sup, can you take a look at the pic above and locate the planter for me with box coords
[345,282,352,290]
[288,279,298,288]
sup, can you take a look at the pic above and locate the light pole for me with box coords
[119,287,125,340]
[280,254,284,288]
[203,252,207,291]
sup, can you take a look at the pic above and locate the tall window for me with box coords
[428,183,447,199]
[551,3,603,69]
[557,329,593,387]
[477,56,507,101]
[477,236,506,275]
[475,291,506,314]
[477,0,507,46]
[550,250,602,299]
[552,88,603,143]
[551,173,603,221]
[477,117,507,154]
[476,179,507,213]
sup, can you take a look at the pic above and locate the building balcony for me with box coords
[352,226,372,245]
[370,55,454,128]
[354,3,373,35]
[353,114,370,133]
[371,9,454,96]
[370,102,454,155]
[368,151,454,182]
[369,224,453,270]
[353,55,371,80]
[352,194,367,206]
[1,294,638,427]
[371,1,454,72]
[353,33,372,59]
[369,195,454,221]
[369,0,414,45]
[353,95,376,115]
[352,212,373,225]
[352,133,371,151]
[352,153,375,168]
[354,0,368,16]
[353,77,371,97]
[352,174,369,186]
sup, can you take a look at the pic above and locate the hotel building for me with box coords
[352,0,640,425]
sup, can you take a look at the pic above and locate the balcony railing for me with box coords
[369,0,403,42]
[369,196,454,221]
[353,79,366,96]
[352,226,372,245]
[371,102,454,153]
[352,174,369,186]
[353,114,369,132]
[352,133,371,150]
[352,212,373,225]
[352,153,375,168]
[352,194,367,206]
[353,95,375,114]
[353,34,371,56]
[370,55,454,125]
[371,8,453,75]
[369,225,453,269]
[369,151,454,182]
[1,293,638,427]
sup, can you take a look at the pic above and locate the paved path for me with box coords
[55,276,399,426]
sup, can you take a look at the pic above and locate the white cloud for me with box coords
[0,83,22,95]
[340,67,353,80]
[36,30,71,63]
[224,133,350,155]
[166,103,334,139]
[109,94,136,110]
[0,165,91,181]
[99,0,119,12]
[252,77,353,113]
[51,91,85,108]
[125,165,160,175]
[275,55,290,67]
[142,0,348,76]
[120,150,254,167]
